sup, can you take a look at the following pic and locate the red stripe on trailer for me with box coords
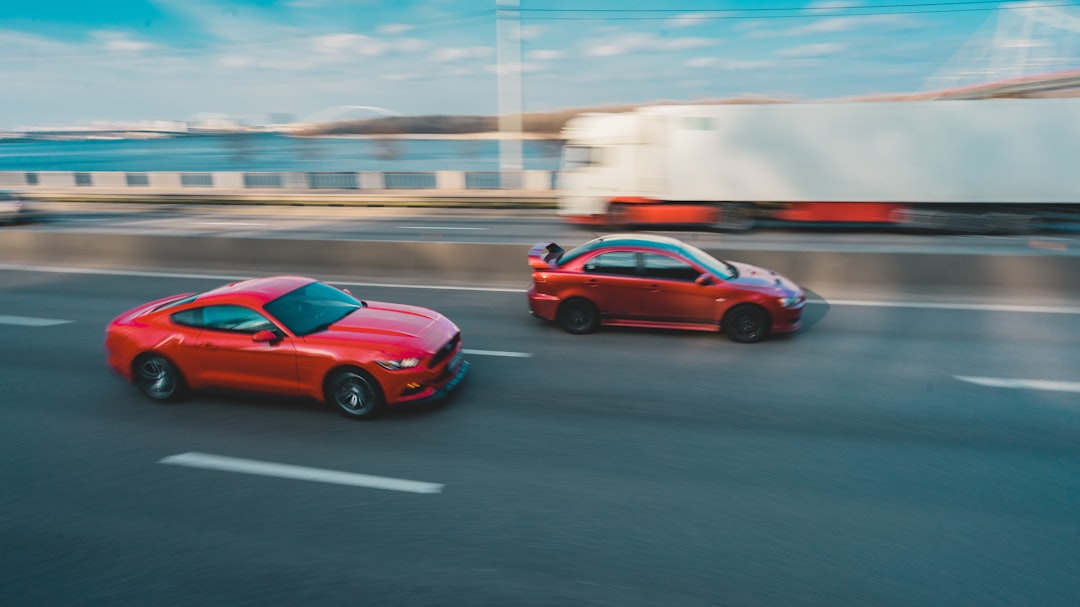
[772,202,906,223]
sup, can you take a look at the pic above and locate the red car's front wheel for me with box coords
[326,368,385,419]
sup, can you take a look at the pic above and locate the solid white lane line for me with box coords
[815,299,1080,314]
[2,264,1079,311]
[159,452,444,494]
[0,264,523,293]
[462,349,533,358]
[336,280,521,293]
[954,376,1080,394]
[0,314,73,327]
[191,221,263,226]
[397,226,488,230]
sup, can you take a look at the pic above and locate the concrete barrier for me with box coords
[1,231,1076,298]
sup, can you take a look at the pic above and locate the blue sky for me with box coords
[0,1,1076,128]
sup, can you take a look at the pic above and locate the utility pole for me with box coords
[496,0,524,181]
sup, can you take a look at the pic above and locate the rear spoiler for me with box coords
[528,242,565,269]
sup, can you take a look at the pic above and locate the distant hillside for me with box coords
[292,83,1080,138]
[292,98,791,138]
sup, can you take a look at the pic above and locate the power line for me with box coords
[520,1,1080,20]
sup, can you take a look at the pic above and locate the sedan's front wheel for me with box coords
[134,354,185,401]
[326,368,385,419]
[723,304,770,343]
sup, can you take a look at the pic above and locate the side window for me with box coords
[583,251,639,276]
[178,305,276,334]
[171,308,204,328]
[641,253,701,282]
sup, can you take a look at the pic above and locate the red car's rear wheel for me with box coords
[557,298,599,335]
[134,353,185,401]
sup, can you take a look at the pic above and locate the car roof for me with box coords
[197,275,317,306]
[565,233,691,260]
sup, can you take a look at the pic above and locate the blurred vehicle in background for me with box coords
[557,98,1080,233]
[105,276,468,419]
[0,190,35,224]
[527,234,804,343]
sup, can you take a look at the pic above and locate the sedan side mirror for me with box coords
[695,273,714,286]
[253,329,281,343]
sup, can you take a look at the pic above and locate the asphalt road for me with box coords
[2,267,1079,606]
[19,201,1080,255]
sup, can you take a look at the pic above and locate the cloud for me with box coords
[527,49,563,61]
[311,33,386,56]
[586,33,717,57]
[775,42,847,57]
[804,0,860,12]
[431,46,493,63]
[752,14,922,38]
[686,57,775,70]
[518,25,545,42]
[376,23,414,35]
[667,13,708,29]
[92,31,157,54]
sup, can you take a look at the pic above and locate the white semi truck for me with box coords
[555,98,1080,232]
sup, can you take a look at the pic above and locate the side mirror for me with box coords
[695,273,714,286]
[253,329,280,343]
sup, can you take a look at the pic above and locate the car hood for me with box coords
[728,262,802,294]
[323,301,442,338]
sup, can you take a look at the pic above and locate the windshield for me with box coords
[263,281,363,336]
[677,242,738,280]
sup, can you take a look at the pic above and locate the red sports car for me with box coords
[105,276,468,419]
[527,234,805,343]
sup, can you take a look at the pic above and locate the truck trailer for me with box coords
[555,98,1080,232]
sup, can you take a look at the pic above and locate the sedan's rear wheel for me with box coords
[557,298,599,335]
[326,368,385,419]
[134,354,185,401]
[723,304,770,343]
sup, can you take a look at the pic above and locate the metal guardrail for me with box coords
[0,170,556,192]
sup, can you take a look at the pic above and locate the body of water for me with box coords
[0,132,564,173]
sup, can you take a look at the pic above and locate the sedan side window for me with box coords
[583,251,639,276]
[641,253,701,282]
[174,305,277,334]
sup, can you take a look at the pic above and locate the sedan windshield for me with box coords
[264,281,364,336]
[678,242,738,280]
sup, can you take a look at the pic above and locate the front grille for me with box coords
[430,333,460,368]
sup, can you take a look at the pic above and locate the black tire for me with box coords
[325,367,385,420]
[607,203,630,229]
[133,353,186,401]
[723,304,770,344]
[557,298,599,335]
[714,203,755,232]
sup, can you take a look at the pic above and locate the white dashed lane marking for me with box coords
[159,452,444,494]
[0,314,73,327]
[462,349,533,358]
[954,376,1080,394]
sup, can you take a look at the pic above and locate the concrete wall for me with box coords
[1,231,1076,298]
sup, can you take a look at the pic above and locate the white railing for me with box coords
[0,170,556,192]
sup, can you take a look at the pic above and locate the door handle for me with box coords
[585,279,600,287]
[646,284,661,292]
[202,343,219,350]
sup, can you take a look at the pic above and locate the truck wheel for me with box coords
[714,203,755,232]
[608,203,630,229]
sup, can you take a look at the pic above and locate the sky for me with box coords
[1,0,1078,128]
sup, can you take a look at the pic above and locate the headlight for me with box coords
[376,357,421,370]
[777,295,802,308]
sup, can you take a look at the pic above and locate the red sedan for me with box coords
[105,276,468,419]
[527,234,805,343]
